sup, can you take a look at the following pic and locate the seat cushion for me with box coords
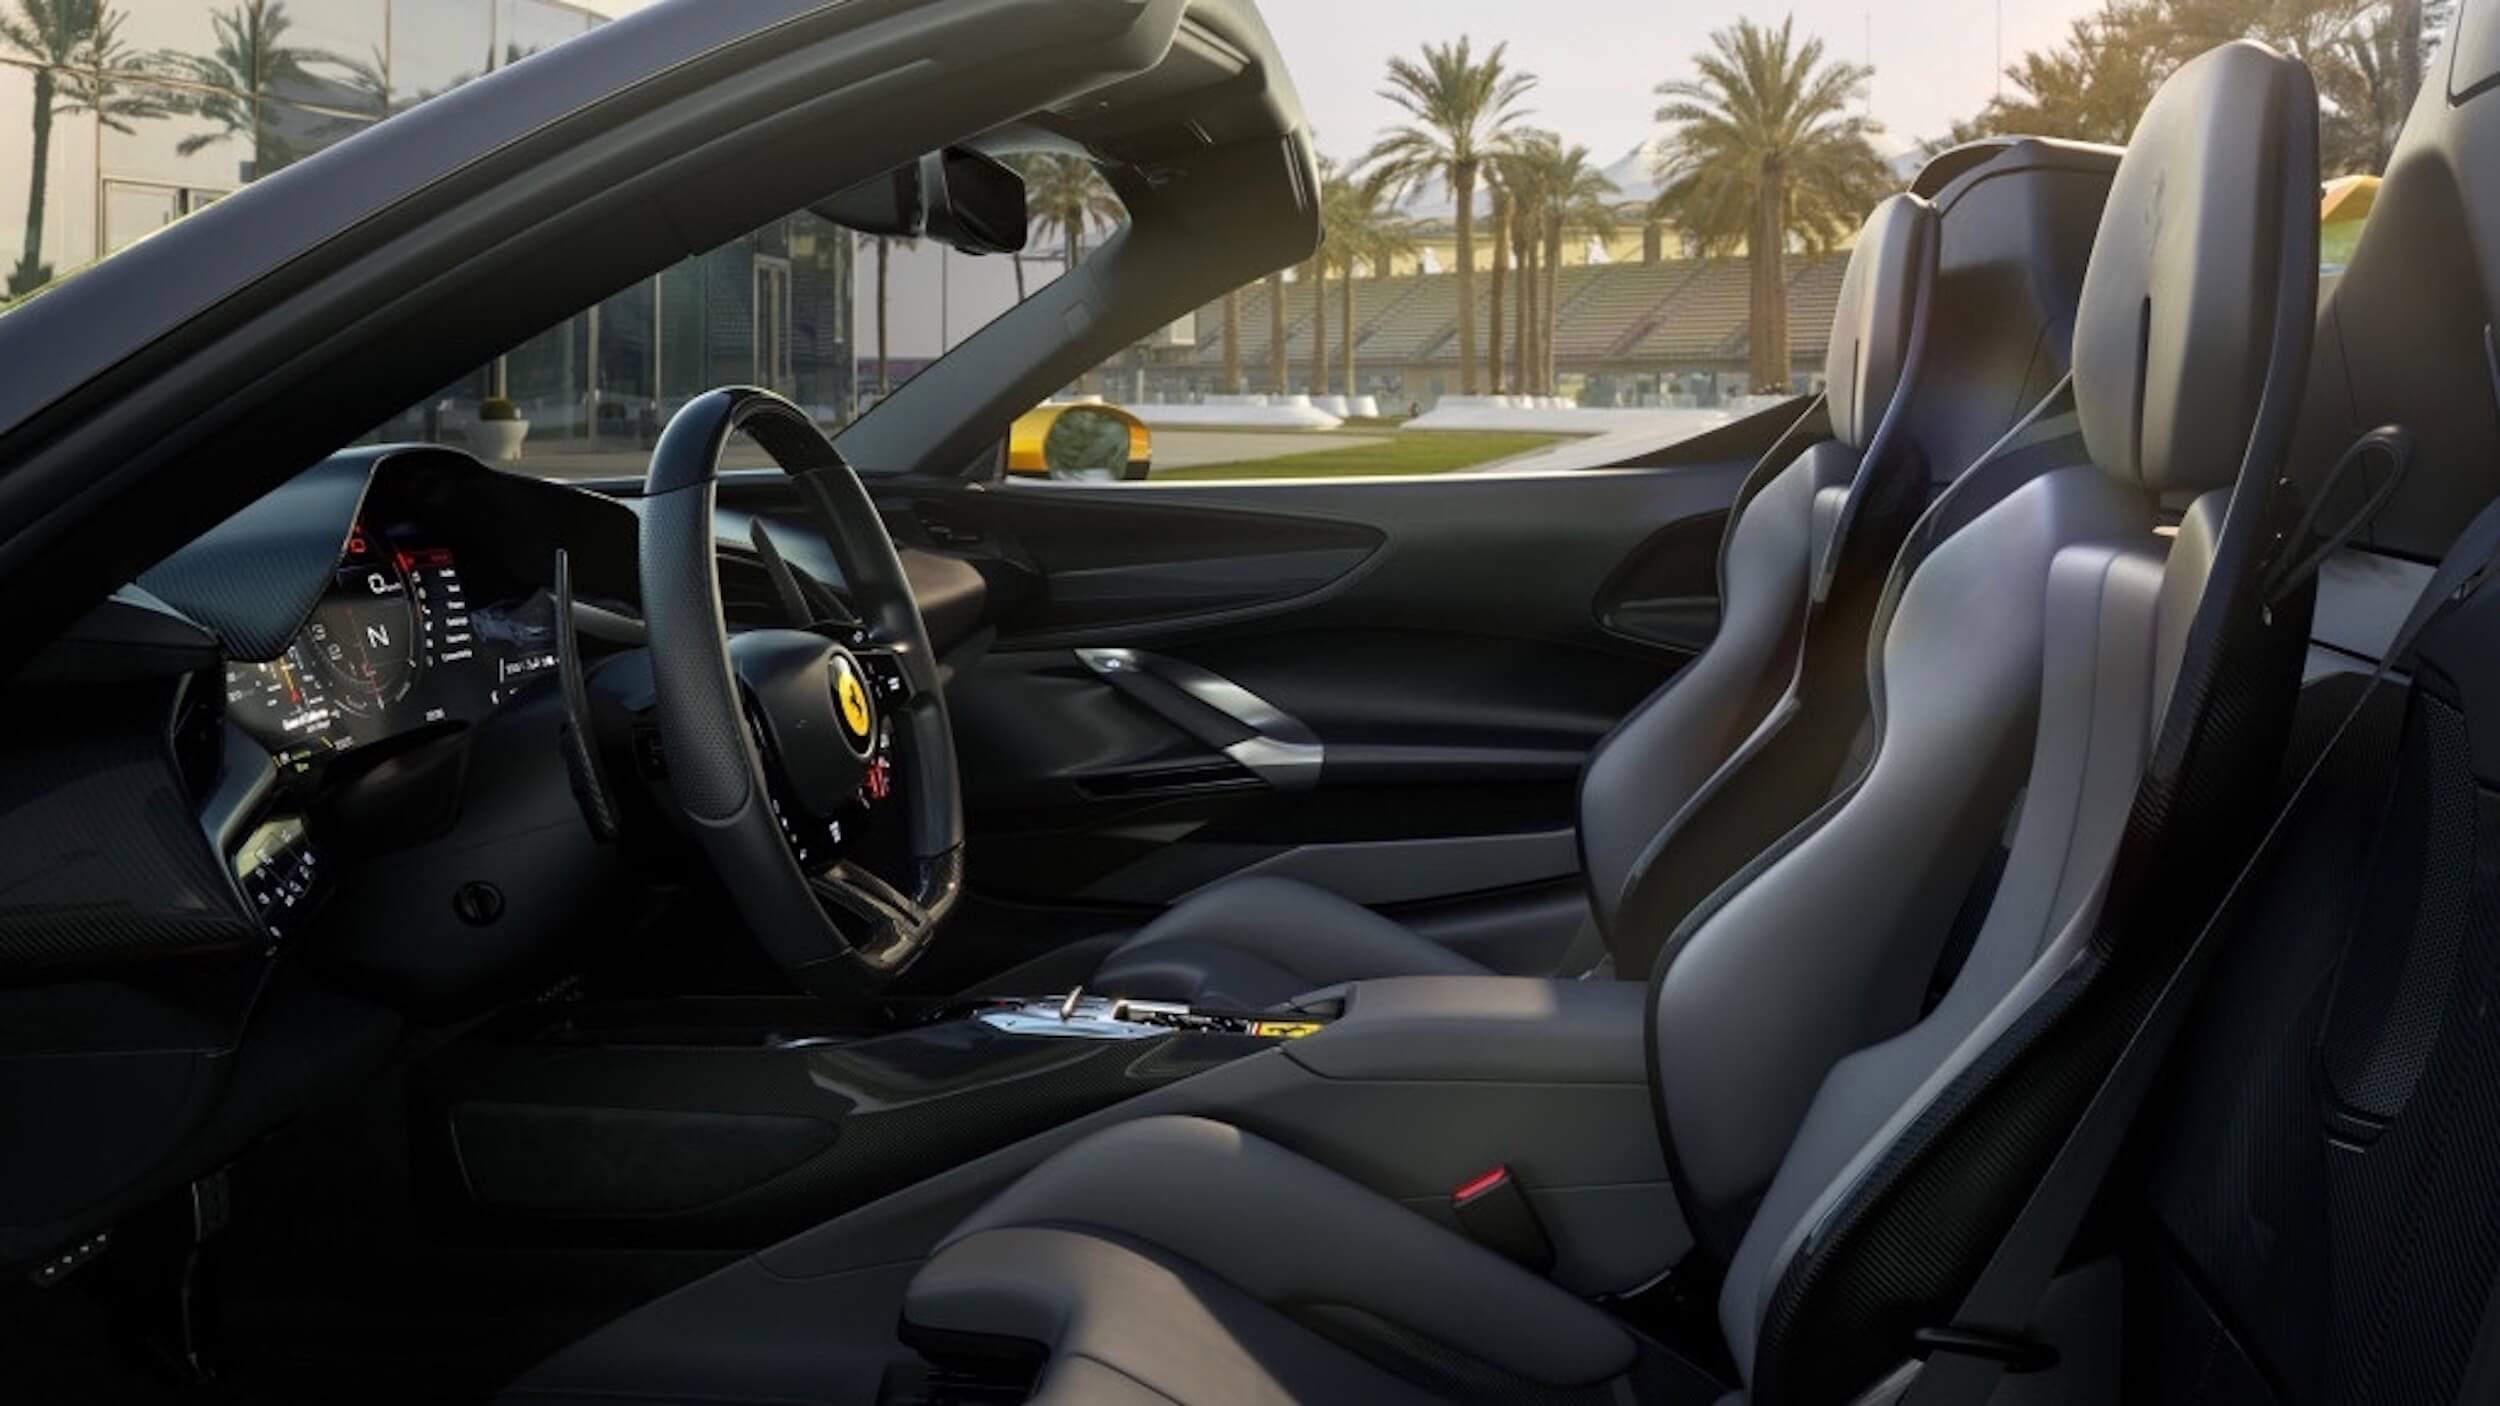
[903,1116,1721,1404]
[1092,876,1487,1009]
[908,1226,1458,1404]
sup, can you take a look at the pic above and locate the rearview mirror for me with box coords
[814,147,1028,256]
[919,149,1028,256]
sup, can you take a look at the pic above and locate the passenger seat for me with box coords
[1089,191,1947,1009]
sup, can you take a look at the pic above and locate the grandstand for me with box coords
[1550,262,1697,362]
[1629,259,1751,361]
[1341,275,1430,364]
[1343,271,1461,366]
[1154,251,1853,404]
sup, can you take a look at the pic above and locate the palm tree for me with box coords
[1653,17,1889,392]
[1021,153,1124,272]
[1491,141,1548,395]
[1266,269,1288,394]
[1945,0,2166,148]
[1002,154,1050,302]
[1306,255,1330,395]
[1220,286,1244,394]
[1484,176,1511,394]
[1,0,163,296]
[1530,138,1618,395]
[1328,178,1418,401]
[1306,166,1364,396]
[1023,154,1121,392]
[2320,9,2407,177]
[2394,0,2424,106]
[1365,37,1534,396]
[155,0,346,180]
[1512,203,1538,391]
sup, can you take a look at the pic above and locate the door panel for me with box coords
[888,453,1764,930]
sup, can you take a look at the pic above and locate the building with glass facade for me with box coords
[0,0,856,446]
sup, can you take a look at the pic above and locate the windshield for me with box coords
[0,0,2418,484]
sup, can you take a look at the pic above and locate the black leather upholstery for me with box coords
[904,1117,1653,1401]
[911,1228,1458,1405]
[1726,42,2321,1397]
[1091,876,1488,1009]
[1088,194,1945,1010]
[1654,460,2158,1254]
[2069,43,2300,495]
[1823,192,1934,453]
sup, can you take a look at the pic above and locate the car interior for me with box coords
[6,0,2500,1403]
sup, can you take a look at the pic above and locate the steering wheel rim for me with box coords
[639,386,964,999]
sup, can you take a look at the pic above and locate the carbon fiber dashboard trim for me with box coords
[137,451,379,663]
[0,679,261,973]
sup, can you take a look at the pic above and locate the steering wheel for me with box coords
[639,387,963,999]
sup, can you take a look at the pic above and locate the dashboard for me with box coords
[0,442,995,1274]
[223,521,561,774]
[23,445,990,965]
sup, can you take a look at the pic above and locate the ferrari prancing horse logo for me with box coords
[837,667,873,741]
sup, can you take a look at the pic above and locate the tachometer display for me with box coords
[225,642,346,769]
[307,527,422,717]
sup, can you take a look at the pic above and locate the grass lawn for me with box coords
[1158,430,1566,481]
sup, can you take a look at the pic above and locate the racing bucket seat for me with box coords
[1090,188,1958,1010]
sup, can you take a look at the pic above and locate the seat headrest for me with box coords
[1824,192,1940,452]
[2072,41,2317,494]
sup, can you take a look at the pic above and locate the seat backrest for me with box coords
[1682,42,2321,1402]
[1901,136,2115,485]
[1584,154,2125,981]
[1576,193,1937,977]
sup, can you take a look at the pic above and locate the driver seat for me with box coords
[1084,191,1947,1010]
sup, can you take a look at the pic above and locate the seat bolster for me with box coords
[927,1115,1636,1387]
[1095,877,1487,1008]
[909,1226,1449,1405]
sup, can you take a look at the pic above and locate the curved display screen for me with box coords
[224,521,560,772]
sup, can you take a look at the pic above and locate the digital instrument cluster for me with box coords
[224,521,561,773]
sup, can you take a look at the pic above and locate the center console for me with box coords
[419,976,1679,1298]
[411,988,1325,1249]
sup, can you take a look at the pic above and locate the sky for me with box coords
[586,1,2106,163]
[1255,0,2104,165]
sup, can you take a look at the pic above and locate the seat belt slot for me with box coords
[1451,1165,1556,1274]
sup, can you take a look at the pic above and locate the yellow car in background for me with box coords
[2321,174,2378,271]
[1007,401,1154,481]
